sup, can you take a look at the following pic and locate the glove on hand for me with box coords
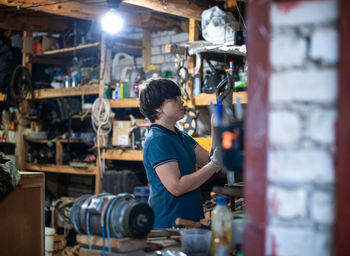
[208,147,224,173]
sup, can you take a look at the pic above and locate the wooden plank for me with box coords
[26,163,97,175]
[77,235,147,253]
[0,1,188,30]
[122,0,212,20]
[193,92,248,106]
[99,34,106,98]
[32,84,99,99]
[104,149,143,161]
[24,138,87,143]
[142,29,151,69]
[32,42,99,58]
[108,98,140,108]
[56,141,63,165]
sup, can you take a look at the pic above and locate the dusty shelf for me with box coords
[26,163,97,175]
[32,84,99,99]
[103,149,143,161]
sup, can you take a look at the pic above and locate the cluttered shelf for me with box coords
[25,163,97,175]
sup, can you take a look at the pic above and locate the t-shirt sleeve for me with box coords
[146,136,178,169]
[183,132,198,148]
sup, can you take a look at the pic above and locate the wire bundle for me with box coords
[91,97,111,175]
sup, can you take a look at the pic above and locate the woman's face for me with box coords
[158,96,185,122]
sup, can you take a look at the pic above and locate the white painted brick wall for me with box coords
[270,32,307,69]
[151,46,161,55]
[266,225,332,256]
[270,0,338,27]
[171,32,189,43]
[150,55,165,64]
[151,35,171,46]
[310,190,335,225]
[269,110,301,147]
[304,108,337,145]
[269,69,338,103]
[135,57,142,66]
[310,27,339,64]
[268,149,335,184]
[268,186,307,219]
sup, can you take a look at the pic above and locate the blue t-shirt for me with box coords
[143,124,204,228]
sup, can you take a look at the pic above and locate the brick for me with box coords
[150,55,164,64]
[310,27,339,64]
[135,57,143,66]
[164,54,175,63]
[269,110,301,147]
[266,225,332,256]
[270,0,338,27]
[151,46,161,55]
[269,69,338,103]
[171,32,189,43]
[268,149,335,183]
[310,190,334,225]
[268,186,307,219]
[305,108,337,145]
[151,36,170,46]
[270,32,307,69]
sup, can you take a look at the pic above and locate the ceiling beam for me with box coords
[0,14,69,32]
[122,0,213,20]
[0,0,188,30]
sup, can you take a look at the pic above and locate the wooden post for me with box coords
[55,141,63,165]
[142,29,151,69]
[187,18,199,108]
[99,34,106,98]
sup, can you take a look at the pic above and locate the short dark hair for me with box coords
[139,79,181,122]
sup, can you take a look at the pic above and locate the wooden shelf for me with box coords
[31,42,100,59]
[193,92,247,106]
[108,98,140,108]
[24,137,87,144]
[103,149,143,161]
[32,84,99,99]
[26,163,97,175]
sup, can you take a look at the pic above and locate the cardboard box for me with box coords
[112,121,132,146]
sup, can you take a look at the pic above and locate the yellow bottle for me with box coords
[211,196,232,256]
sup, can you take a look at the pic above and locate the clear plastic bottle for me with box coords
[211,196,232,256]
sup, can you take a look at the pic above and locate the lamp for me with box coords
[101,0,123,35]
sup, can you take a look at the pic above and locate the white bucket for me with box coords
[45,227,56,256]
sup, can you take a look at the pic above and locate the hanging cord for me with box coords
[91,98,112,177]
[176,66,190,101]
[9,65,34,113]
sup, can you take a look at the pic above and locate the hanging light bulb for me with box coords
[101,8,124,35]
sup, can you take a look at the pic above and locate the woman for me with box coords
[139,79,222,228]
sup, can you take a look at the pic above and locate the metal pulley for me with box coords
[70,193,154,239]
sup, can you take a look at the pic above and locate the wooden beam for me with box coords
[142,29,151,69]
[122,0,212,20]
[0,13,69,32]
[0,1,188,30]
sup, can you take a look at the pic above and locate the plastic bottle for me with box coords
[211,196,232,256]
